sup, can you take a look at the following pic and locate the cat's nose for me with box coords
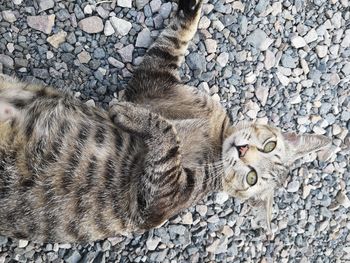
[237,145,249,158]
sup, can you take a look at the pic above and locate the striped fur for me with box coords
[0,0,330,242]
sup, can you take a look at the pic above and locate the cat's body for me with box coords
[0,0,330,243]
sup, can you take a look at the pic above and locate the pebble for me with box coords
[117,44,134,62]
[78,16,103,34]
[150,0,162,13]
[204,39,217,54]
[64,250,81,263]
[255,85,269,106]
[276,72,290,86]
[247,29,268,50]
[291,36,307,48]
[2,10,17,23]
[110,17,132,36]
[198,16,211,29]
[341,62,350,75]
[37,0,54,11]
[108,57,124,68]
[136,28,153,48]
[287,181,300,192]
[136,0,150,10]
[281,54,298,68]
[215,192,229,204]
[104,20,115,36]
[304,28,318,43]
[83,5,93,15]
[77,50,91,64]
[316,45,328,58]
[146,237,161,251]
[217,52,229,67]
[118,0,132,8]
[46,30,67,48]
[27,14,55,34]
[182,212,193,225]
[0,54,14,69]
[18,240,28,248]
[264,50,276,70]
[187,53,206,71]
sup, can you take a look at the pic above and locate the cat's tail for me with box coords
[142,0,202,72]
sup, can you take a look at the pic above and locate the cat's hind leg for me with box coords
[0,101,18,122]
[125,0,203,101]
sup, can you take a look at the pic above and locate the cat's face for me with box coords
[222,122,331,229]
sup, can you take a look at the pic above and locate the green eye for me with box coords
[246,170,258,186]
[263,141,277,153]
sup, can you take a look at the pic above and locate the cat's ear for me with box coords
[282,132,331,163]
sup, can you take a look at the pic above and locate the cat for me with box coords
[0,0,330,243]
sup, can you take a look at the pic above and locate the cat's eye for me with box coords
[263,141,277,153]
[246,170,258,186]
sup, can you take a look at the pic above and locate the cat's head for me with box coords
[221,122,331,229]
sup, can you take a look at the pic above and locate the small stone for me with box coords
[196,205,207,216]
[182,212,193,225]
[77,50,91,64]
[245,72,257,84]
[204,39,217,54]
[304,28,318,43]
[198,16,211,29]
[245,101,260,119]
[316,45,328,58]
[37,0,54,11]
[264,50,275,70]
[187,53,206,71]
[136,0,150,10]
[78,16,103,34]
[146,237,161,251]
[108,57,124,68]
[291,35,307,48]
[83,5,93,15]
[18,240,28,248]
[46,51,54,59]
[287,180,300,192]
[300,59,309,74]
[290,94,302,104]
[255,85,269,106]
[281,54,298,68]
[336,191,350,208]
[94,48,105,59]
[104,20,115,36]
[13,0,22,4]
[2,10,17,23]
[247,29,268,49]
[64,250,81,263]
[259,38,274,51]
[222,226,233,237]
[117,44,134,62]
[110,17,132,36]
[276,72,290,86]
[150,0,162,13]
[217,52,229,67]
[341,62,350,75]
[331,12,342,29]
[136,28,153,48]
[47,30,67,48]
[215,192,229,204]
[118,0,132,8]
[159,2,172,18]
[6,43,14,53]
[0,54,14,69]
[27,14,55,34]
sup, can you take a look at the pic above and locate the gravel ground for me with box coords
[0,0,350,262]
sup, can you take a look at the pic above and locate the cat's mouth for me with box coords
[236,144,249,158]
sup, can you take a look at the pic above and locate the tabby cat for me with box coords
[0,0,330,243]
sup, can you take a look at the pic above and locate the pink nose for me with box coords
[238,145,249,157]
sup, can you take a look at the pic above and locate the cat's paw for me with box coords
[177,0,202,17]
